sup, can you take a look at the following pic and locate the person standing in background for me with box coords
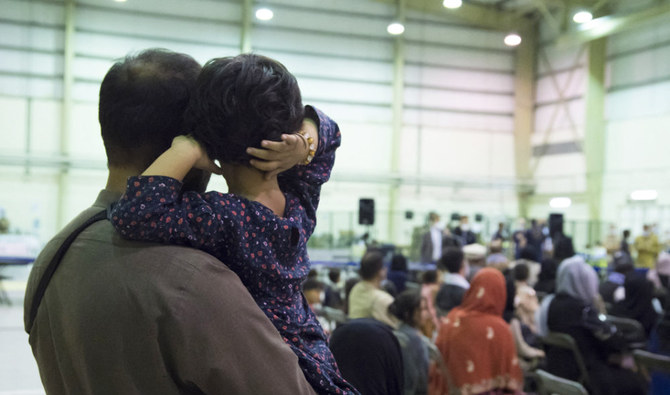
[635,224,661,269]
[621,229,631,256]
[453,215,476,246]
[421,212,443,264]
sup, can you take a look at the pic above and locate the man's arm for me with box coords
[166,255,316,395]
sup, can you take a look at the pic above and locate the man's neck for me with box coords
[105,166,142,194]
[223,164,285,217]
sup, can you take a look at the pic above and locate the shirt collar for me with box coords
[443,273,470,289]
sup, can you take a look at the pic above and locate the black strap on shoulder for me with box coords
[27,209,108,333]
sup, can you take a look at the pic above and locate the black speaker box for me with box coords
[359,198,375,225]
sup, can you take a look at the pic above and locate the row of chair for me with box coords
[535,328,670,395]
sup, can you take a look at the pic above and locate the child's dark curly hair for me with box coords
[185,54,304,165]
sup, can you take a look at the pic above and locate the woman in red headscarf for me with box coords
[429,268,523,395]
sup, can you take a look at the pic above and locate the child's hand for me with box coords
[172,135,222,175]
[247,133,307,180]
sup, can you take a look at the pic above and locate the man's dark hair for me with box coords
[302,278,324,292]
[390,254,408,272]
[422,270,438,284]
[388,290,422,326]
[513,263,530,282]
[186,53,304,165]
[613,252,634,274]
[328,268,341,284]
[99,48,201,170]
[437,247,464,274]
[623,229,631,239]
[359,251,385,281]
[519,246,537,261]
[553,235,575,261]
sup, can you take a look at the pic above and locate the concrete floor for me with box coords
[0,264,44,395]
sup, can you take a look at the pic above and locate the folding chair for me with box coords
[535,369,588,395]
[606,315,646,349]
[540,332,595,394]
[633,349,670,381]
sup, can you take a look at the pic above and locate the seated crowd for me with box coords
[305,221,670,395]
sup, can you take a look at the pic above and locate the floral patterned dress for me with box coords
[110,107,358,394]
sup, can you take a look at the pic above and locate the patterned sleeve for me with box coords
[277,106,341,232]
[109,175,233,250]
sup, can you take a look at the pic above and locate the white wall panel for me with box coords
[406,43,514,72]
[29,100,61,155]
[404,87,513,114]
[73,32,239,66]
[0,48,63,77]
[404,108,514,132]
[0,24,64,52]
[266,51,392,84]
[405,65,513,94]
[0,75,62,99]
[1,0,64,26]
[68,103,105,159]
[0,97,27,153]
[78,0,241,23]
[299,77,392,106]
[405,21,507,50]
[253,27,392,60]
[308,101,392,124]
[332,123,392,174]
[531,127,583,146]
[606,80,670,120]
[609,46,670,88]
[260,5,389,38]
[75,7,240,47]
[609,16,670,55]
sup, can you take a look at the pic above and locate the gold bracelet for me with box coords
[298,130,315,165]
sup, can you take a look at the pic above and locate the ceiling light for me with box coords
[504,33,522,47]
[387,22,405,35]
[573,10,593,24]
[443,0,463,9]
[630,190,658,201]
[255,8,274,21]
[549,197,572,209]
[114,0,127,2]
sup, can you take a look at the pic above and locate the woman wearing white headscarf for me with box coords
[536,256,645,395]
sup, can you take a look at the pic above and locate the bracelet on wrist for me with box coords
[298,130,316,165]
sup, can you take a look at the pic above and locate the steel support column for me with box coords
[584,37,607,244]
[388,0,405,244]
[57,0,75,229]
[513,20,536,219]
[240,0,252,53]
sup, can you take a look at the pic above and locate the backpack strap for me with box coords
[27,209,107,333]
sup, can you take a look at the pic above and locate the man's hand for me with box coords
[247,133,307,180]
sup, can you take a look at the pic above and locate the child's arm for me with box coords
[142,135,222,180]
[248,106,340,232]
[110,137,227,249]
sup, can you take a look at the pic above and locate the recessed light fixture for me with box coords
[549,197,572,209]
[114,0,127,2]
[443,0,463,9]
[630,190,658,201]
[387,22,405,35]
[504,33,522,47]
[255,7,274,21]
[573,10,593,24]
